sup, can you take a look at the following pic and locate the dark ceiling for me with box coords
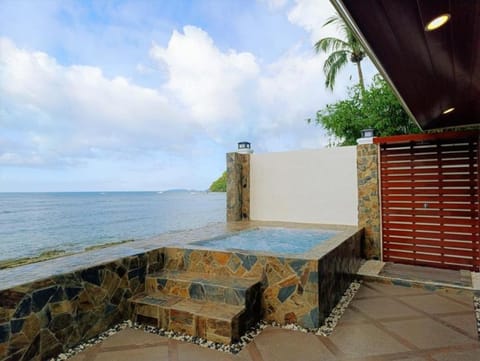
[331,0,480,131]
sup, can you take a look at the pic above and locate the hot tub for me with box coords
[161,223,363,329]
[192,227,339,255]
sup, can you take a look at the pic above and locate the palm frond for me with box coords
[323,15,350,39]
[323,50,349,90]
[315,14,367,90]
[323,16,338,27]
[314,37,349,54]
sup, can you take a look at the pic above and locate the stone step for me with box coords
[130,291,246,344]
[145,270,262,307]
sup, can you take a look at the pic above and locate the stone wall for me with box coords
[161,228,362,329]
[0,228,362,359]
[317,229,363,320]
[357,143,381,259]
[226,152,250,222]
[0,251,163,361]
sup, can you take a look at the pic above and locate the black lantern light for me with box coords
[237,141,253,154]
[361,128,375,138]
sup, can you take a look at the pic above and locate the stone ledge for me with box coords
[357,260,385,276]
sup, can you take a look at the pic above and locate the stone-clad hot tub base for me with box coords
[158,226,362,329]
[0,224,362,360]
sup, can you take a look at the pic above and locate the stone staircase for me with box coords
[129,270,262,344]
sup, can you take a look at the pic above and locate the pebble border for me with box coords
[474,296,480,338]
[49,281,361,360]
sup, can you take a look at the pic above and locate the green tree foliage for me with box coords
[315,15,366,91]
[209,171,227,192]
[310,75,420,146]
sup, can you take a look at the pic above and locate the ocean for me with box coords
[0,191,226,261]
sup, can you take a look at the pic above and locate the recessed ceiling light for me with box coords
[425,14,451,31]
[442,107,455,114]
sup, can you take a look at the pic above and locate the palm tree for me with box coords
[315,15,366,92]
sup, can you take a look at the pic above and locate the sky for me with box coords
[0,0,377,192]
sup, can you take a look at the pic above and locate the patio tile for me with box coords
[351,297,422,320]
[431,348,480,361]
[367,282,429,296]
[254,328,336,361]
[94,345,169,361]
[97,328,166,348]
[398,294,472,314]
[354,284,383,298]
[176,342,235,361]
[438,292,474,307]
[439,313,479,339]
[336,307,368,323]
[382,318,474,349]
[329,323,411,357]
[53,281,480,361]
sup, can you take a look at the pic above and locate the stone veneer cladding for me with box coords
[162,229,362,329]
[0,250,164,361]
[357,143,381,259]
[0,229,362,359]
[226,152,250,222]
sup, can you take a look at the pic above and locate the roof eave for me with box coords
[329,0,423,132]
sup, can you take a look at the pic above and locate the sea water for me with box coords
[0,191,225,261]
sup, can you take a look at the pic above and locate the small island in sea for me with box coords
[209,171,227,192]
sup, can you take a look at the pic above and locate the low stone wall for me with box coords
[0,228,361,360]
[0,250,163,361]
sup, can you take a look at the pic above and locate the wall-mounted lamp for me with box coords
[237,141,253,154]
[361,128,375,138]
[357,128,375,145]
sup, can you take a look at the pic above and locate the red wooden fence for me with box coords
[375,131,480,271]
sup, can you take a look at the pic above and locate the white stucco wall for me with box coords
[250,147,358,225]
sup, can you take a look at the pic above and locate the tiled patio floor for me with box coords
[69,281,480,361]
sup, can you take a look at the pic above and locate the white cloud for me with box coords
[1,1,377,191]
[0,23,335,171]
[147,26,331,152]
[0,37,194,167]
[150,26,259,124]
[259,51,325,120]
[286,0,378,91]
[287,0,338,45]
[253,49,336,151]
[260,0,289,10]
[0,21,338,177]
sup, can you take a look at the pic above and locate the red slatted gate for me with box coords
[377,131,480,271]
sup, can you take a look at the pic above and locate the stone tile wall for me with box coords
[0,251,163,361]
[162,229,362,329]
[317,229,363,320]
[357,143,381,259]
[226,152,250,222]
[0,228,361,359]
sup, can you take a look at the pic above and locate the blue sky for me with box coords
[0,0,377,192]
